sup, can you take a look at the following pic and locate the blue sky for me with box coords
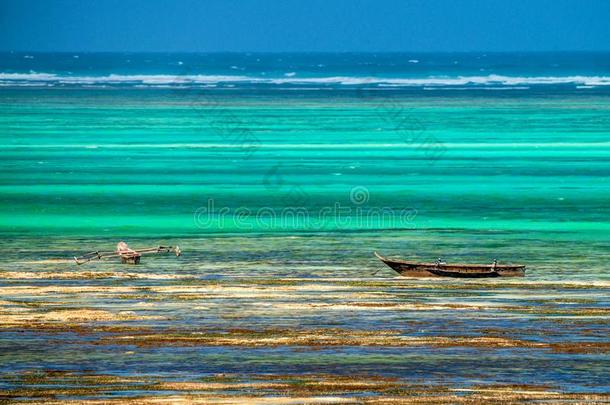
[1,0,609,52]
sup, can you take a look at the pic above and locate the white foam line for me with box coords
[2,72,610,86]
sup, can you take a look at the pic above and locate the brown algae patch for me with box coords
[548,341,610,354]
[0,301,163,328]
[329,279,610,291]
[272,301,514,313]
[100,328,550,350]
[0,308,151,327]
[0,271,196,280]
[2,371,609,404]
[1,271,116,280]
[511,306,610,317]
[0,285,140,296]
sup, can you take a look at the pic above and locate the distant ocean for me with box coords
[2,52,610,89]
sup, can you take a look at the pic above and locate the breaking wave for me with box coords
[1,72,610,88]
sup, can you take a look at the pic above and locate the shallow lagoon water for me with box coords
[1,232,609,402]
[0,53,609,402]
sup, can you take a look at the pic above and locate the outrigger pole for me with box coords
[74,244,181,265]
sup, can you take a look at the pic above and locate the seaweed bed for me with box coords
[2,371,610,404]
[1,237,609,403]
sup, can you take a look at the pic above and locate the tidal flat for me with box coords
[1,233,609,403]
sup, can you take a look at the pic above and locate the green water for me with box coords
[1,89,609,238]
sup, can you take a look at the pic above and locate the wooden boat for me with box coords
[74,242,181,265]
[374,252,525,278]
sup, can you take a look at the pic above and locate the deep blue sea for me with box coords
[2,52,610,89]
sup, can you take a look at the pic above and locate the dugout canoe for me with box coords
[374,252,525,278]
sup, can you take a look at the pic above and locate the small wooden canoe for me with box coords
[374,252,525,278]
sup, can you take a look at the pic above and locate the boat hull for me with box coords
[375,253,525,278]
[121,255,141,265]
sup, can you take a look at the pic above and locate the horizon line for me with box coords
[2,50,610,55]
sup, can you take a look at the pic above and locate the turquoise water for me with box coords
[1,89,609,236]
[1,53,609,400]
